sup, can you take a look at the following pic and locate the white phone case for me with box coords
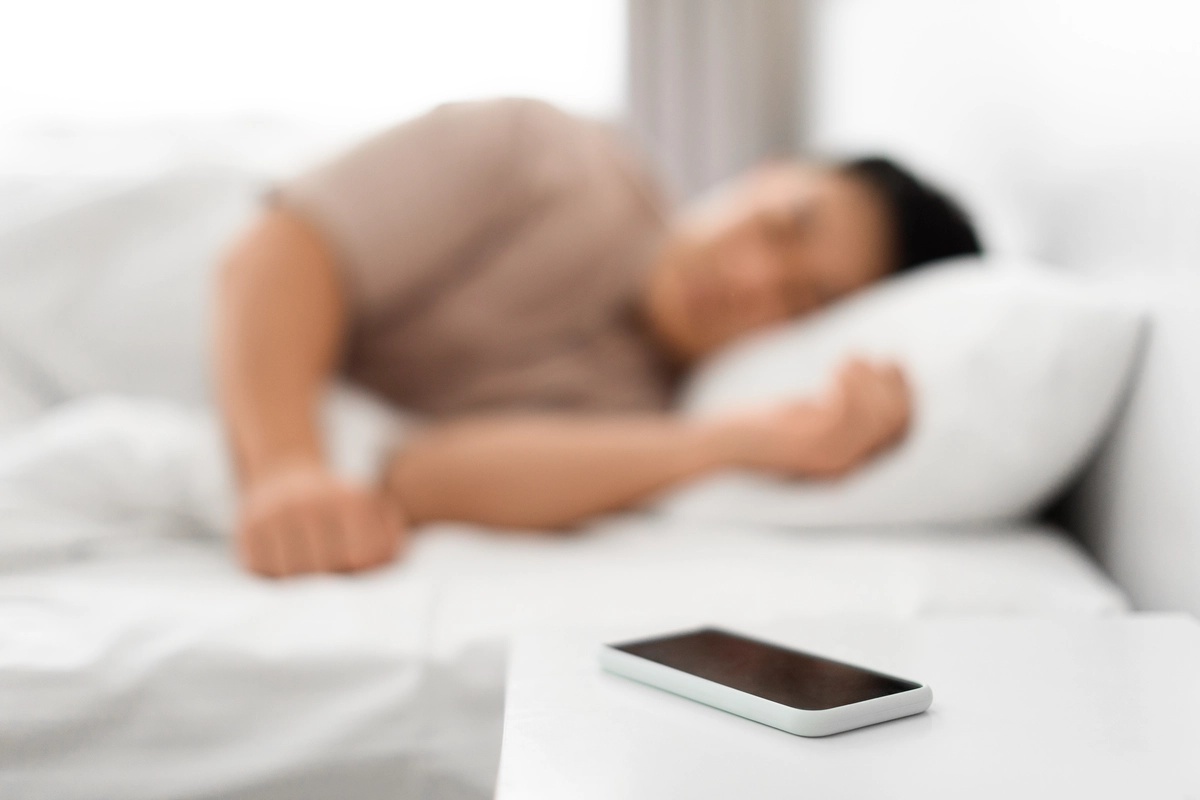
[599,639,933,738]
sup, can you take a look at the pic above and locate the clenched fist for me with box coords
[236,466,407,578]
[717,357,912,479]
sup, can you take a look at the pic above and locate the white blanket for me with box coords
[0,397,1129,800]
[0,521,1128,800]
[0,389,406,569]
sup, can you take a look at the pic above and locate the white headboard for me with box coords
[806,0,1200,614]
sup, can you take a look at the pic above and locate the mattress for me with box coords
[0,515,1127,800]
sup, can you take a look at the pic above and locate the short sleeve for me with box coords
[272,98,535,321]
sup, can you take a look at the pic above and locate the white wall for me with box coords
[808,0,1200,274]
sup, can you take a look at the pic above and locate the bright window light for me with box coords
[0,0,626,128]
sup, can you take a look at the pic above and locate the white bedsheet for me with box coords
[0,395,1130,798]
[0,514,1127,800]
[0,357,1138,800]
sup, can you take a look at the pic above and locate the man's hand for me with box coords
[718,357,912,479]
[236,466,406,578]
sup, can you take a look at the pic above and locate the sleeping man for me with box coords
[216,97,981,578]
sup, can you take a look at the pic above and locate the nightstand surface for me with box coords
[497,614,1200,799]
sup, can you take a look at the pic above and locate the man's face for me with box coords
[644,162,895,361]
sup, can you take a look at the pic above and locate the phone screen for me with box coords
[612,628,920,710]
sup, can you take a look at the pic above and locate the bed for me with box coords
[0,515,1125,800]
[0,155,1156,799]
[0,376,1130,798]
[0,180,1155,800]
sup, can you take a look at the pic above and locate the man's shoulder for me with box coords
[427,96,581,136]
[404,97,669,227]
[416,97,602,167]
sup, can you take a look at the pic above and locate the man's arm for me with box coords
[217,208,341,483]
[214,100,546,578]
[216,208,403,577]
[388,359,910,529]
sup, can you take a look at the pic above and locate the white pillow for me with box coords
[658,258,1146,527]
[0,163,262,405]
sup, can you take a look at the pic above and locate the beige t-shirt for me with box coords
[275,98,677,418]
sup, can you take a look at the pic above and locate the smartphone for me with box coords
[599,627,932,737]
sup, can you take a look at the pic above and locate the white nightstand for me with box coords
[496,615,1200,799]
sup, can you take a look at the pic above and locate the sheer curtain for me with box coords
[626,0,806,201]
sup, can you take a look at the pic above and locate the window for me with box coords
[0,0,626,128]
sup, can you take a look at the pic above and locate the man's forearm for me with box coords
[385,414,738,529]
[216,209,346,486]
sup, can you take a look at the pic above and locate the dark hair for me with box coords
[840,156,983,273]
